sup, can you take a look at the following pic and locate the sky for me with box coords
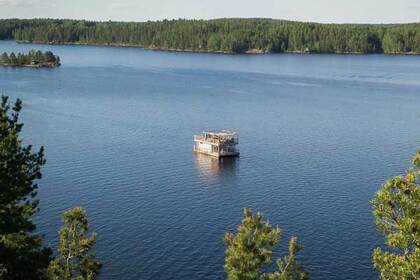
[0,0,419,24]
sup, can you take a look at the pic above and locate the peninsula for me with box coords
[0,50,60,68]
[0,18,419,55]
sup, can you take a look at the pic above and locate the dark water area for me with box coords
[1,40,419,279]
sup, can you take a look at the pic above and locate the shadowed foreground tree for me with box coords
[48,207,101,280]
[224,208,308,280]
[372,149,420,280]
[0,96,51,279]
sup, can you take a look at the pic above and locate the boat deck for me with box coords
[193,130,239,158]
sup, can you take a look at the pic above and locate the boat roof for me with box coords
[201,130,237,136]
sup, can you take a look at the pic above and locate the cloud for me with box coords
[108,2,140,10]
[0,0,55,7]
[0,0,36,7]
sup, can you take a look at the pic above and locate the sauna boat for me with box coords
[194,130,239,158]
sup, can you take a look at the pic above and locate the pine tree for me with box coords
[224,208,308,280]
[8,52,17,65]
[44,51,56,63]
[0,96,51,280]
[0,52,8,64]
[371,149,420,280]
[48,207,101,280]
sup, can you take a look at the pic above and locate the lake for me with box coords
[1,40,419,280]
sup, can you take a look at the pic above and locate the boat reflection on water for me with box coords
[194,153,238,182]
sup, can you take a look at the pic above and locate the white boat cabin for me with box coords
[194,130,239,157]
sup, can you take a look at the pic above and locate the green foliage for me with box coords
[224,208,280,279]
[371,149,420,280]
[48,207,101,280]
[0,18,419,54]
[0,52,8,64]
[0,50,60,67]
[8,52,17,65]
[382,30,405,53]
[266,237,308,280]
[0,96,51,279]
[0,97,100,279]
[224,208,308,280]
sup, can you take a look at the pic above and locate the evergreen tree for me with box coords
[35,50,44,62]
[266,237,308,280]
[0,52,8,64]
[44,51,56,63]
[224,208,308,280]
[48,207,101,280]
[0,96,51,280]
[371,149,420,280]
[382,30,405,53]
[8,52,17,65]
[17,52,28,66]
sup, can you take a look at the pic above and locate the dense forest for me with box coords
[0,49,60,67]
[0,18,419,54]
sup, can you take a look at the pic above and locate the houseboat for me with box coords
[194,130,239,157]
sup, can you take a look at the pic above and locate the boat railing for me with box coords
[194,134,239,145]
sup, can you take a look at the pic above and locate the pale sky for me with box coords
[0,0,419,23]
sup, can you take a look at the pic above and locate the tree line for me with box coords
[0,18,419,54]
[1,96,419,279]
[0,50,60,67]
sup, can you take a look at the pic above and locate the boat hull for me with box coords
[194,147,239,158]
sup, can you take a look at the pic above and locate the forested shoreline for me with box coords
[0,18,419,54]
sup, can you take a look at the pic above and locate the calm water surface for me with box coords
[1,40,420,280]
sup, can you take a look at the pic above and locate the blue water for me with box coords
[1,40,419,280]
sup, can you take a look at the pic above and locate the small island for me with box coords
[0,50,60,68]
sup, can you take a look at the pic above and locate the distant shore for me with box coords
[14,40,420,56]
[3,18,420,55]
